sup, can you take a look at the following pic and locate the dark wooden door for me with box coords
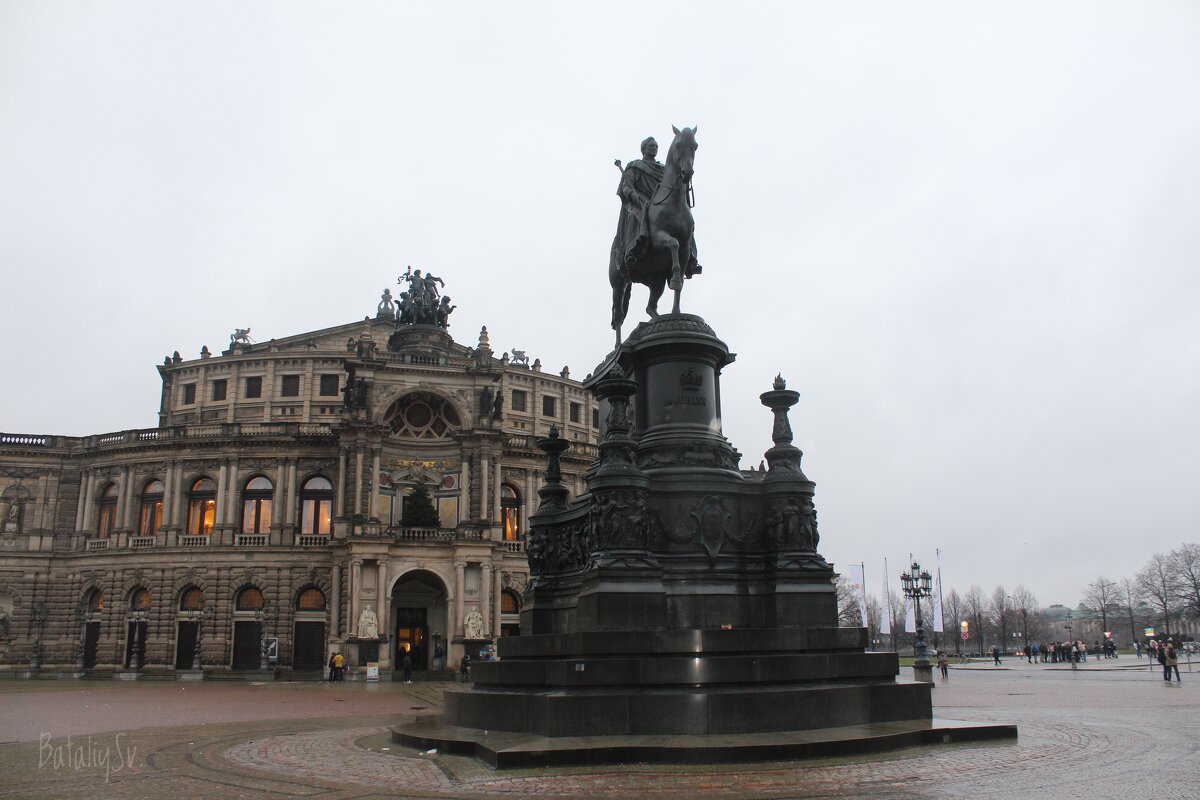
[176,621,198,669]
[292,621,325,670]
[232,620,261,669]
[83,622,100,668]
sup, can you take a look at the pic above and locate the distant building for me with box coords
[0,283,598,675]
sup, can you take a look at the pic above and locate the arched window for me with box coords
[86,589,104,612]
[296,587,326,611]
[241,476,273,534]
[501,590,521,614]
[179,587,203,611]
[129,588,150,611]
[299,476,333,536]
[139,480,164,537]
[236,586,264,611]
[501,484,521,542]
[187,478,217,536]
[383,392,463,439]
[96,483,119,538]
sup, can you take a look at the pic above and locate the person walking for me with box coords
[328,652,338,683]
[459,652,472,682]
[402,649,413,684]
[332,651,345,681]
[992,644,1001,666]
[1162,642,1181,682]
[937,651,949,679]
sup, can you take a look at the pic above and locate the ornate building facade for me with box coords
[0,280,599,675]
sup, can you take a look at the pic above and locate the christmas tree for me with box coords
[401,483,440,528]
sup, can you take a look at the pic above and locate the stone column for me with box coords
[273,463,286,534]
[460,460,470,523]
[80,471,96,533]
[493,567,503,638]
[118,467,135,530]
[354,450,364,516]
[286,460,298,527]
[162,462,175,529]
[377,560,389,662]
[74,471,87,533]
[331,562,342,638]
[481,563,492,637]
[479,455,489,521]
[225,459,240,526]
[214,462,228,530]
[369,449,381,521]
[454,561,465,638]
[350,561,362,637]
[336,449,347,519]
[492,461,502,524]
[171,464,184,530]
[524,471,534,537]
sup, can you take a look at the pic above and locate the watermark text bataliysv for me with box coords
[39,733,137,783]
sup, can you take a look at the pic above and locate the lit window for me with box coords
[211,379,227,401]
[296,587,326,610]
[245,376,263,398]
[236,586,264,611]
[179,587,203,611]
[241,476,273,534]
[281,375,300,397]
[129,588,151,610]
[86,589,104,612]
[139,480,164,536]
[186,478,217,536]
[501,484,521,541]
[319,375,339,396]
[300,476,333,535]
[512,390,527,412]
[96,483,118,538]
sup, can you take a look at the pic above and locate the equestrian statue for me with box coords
[609,125,701,346]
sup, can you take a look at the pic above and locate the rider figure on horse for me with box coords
[614,136,664,281]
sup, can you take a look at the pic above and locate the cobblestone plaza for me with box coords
[2,659,1195,799]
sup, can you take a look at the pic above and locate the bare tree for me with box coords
[1119,577,1142,645]
[1169,543,1200,624]
[989,585,1010,651]
[965,585,988,656]
[1137,553,1180,636]
[944,588,965,656]
[835,575,862,627]
[1082,577,1119,635]
[1009,585,1039,645]
[865,594,883,647]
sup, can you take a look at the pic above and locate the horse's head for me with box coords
[669,124,698,182]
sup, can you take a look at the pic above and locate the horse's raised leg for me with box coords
[646,277,666,319]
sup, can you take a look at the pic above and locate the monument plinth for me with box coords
[393,126,1015,766]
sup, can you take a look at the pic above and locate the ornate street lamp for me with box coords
[259,601,273,671]
[191,606,212,671]
[73,602,87,670]
[128,608,147,671]
[901,561,934,683]
[29,602,48,671]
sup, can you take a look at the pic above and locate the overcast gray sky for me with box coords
[2,2,1198,611]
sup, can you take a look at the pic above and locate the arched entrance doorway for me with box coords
[390,570,448,673]
[292,586,328,671]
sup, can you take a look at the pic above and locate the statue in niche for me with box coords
[358,605,379,639]
[479,386,493,416]
[3,502,18,533]
[464,608,485,640]
[0,606,9,639]
[491,391,503,421]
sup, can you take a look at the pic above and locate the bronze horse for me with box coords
[609,126,700,346]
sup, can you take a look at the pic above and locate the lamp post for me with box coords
[259,601,273,671]
[191,606,212,671]
[29,602,48,671]
[128,609,147,671]
[73,602,87,670]
[901,561,934,683]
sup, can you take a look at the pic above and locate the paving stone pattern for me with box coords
[1,661,1195,800]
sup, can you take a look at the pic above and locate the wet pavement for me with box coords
[0,659,1195,799]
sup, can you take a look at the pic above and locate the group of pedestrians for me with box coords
[1145,639,1182,682]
